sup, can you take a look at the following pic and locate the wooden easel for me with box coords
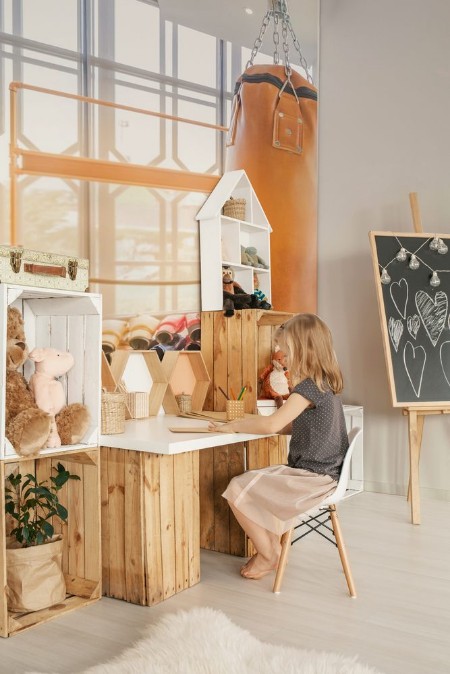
[402,193,450,524]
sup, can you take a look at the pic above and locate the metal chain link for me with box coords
[246,0,314,85]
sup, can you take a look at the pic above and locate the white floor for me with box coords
[1,491,450,674]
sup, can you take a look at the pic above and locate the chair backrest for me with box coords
[320,427,362,506]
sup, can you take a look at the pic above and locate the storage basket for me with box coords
[176,393,192,414]
[101,391,126,434]
[126,391,150,419]
[223,197,246,220]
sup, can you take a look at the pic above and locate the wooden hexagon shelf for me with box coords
[161,351,211,414]
[107,350,168,416]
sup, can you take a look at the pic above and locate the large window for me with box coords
[0,0,309,316]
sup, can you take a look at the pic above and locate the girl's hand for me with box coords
[208,421,236,433]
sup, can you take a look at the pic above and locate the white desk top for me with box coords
[100,415,275,455]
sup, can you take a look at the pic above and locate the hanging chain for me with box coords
[246,0,314,85]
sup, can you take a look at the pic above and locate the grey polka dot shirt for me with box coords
[288,378,349,481]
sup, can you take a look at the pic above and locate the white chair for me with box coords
[273,427,363,596]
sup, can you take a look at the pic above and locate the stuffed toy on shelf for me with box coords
[222,265,260,317]
[245,246,269,269]
[29,347,90,448]
[253,272,271,310]
[5,307,52,456]
[259,346,291,408]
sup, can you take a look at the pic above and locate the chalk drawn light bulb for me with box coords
[438,239,448,255]
[430,271,441,287]
[429,237,440,251]
[409,254,420,270]
[396,247,407,262]
[380,268,391,285]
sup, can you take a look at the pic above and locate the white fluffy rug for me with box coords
[32,607,383,674]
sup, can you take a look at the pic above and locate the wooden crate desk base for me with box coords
[403,407,450,525]
[0,449,101,637]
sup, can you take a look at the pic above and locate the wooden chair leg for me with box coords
[329,506,357,598]
[272,528,292,594]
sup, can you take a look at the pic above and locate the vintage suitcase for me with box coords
[226,63,318,315]
[0,246,89,291]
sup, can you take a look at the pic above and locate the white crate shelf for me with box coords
[1,284,101,460]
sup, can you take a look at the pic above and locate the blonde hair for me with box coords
[274,314,343,394]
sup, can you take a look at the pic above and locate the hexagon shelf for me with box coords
[107,350,168,416]
[161,351,211,414]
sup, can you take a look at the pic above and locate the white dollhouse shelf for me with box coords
[1,284,101,459]
[196,169,272,311]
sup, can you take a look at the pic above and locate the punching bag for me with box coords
[225,14,317,314]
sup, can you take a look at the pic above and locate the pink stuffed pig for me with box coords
[28,347,90,448]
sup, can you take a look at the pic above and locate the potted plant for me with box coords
[4,462,80,612]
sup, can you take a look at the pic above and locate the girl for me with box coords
[208,314,349,580]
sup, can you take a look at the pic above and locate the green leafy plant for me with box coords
[5,463,80,547]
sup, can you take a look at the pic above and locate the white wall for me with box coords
[318,0,450,500]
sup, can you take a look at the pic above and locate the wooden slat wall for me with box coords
[101,447,200,606]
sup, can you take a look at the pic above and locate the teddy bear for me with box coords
[245,246,269,269]
[241,245,252,266]
[222,265,261,317]
[28,347,90,448]
[5,307,52,456]
[259,347,292,408]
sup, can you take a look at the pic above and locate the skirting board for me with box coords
[364,481,450,502]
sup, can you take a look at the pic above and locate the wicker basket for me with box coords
[176,393,192,414]
[101,391,126,434]
[126,391,150,419]
[223,197,246,220]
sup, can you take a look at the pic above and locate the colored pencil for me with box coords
[218,386,230,401]
[237,386,246,401]
[230,387,237,401]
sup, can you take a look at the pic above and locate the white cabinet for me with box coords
[197,170,272,311]
[1,284,101,459]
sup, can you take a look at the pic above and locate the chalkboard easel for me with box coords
[370,193,450,524]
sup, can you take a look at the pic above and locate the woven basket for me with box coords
[223,197,246,220]
[176,393,192,414]
[101,391,126,434]
[126,391,150,419]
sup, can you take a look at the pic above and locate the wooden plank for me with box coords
[66,460,85,579]
[201,312,215,411]
[191,450,201,585]
[247,438,262,471]
[228,442,246,556]
[64,575,99,598]
[214,312,228,411]
[159,454,176,600]
[0,462,8,638]
[174,453,189,592]
[199,447,215,550]
[124,450,145,605]
[107,448,125,599]
[241,310,258,412]
[83,459,101,593]
[7,595,99,635]
[100,447,110,596]
[51,458,69,572]
[227,311,243,409]
[143,453,164,605]
[213,445,231,553]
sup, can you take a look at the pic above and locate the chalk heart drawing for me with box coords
[415,290,448,347]
[403,341,426,398]
[388,317,403,352]
[439,341,450,387]
[390,278,408,319]
[407,314,420,340]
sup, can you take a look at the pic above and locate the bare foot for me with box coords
[241,551,280,580]
[240,554,257,575]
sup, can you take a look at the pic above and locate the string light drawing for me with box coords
[378,235,450,288]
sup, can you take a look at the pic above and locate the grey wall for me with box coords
[318,0,450,500]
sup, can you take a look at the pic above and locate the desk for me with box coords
[100,415,280,606]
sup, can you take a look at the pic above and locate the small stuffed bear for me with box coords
[5,307,52,456]
[245,246,269,269]
[28,347,90,448]
[253,272,272,310]
[259,347,291,408]
[222,265,260,317]
[240,245,252,266]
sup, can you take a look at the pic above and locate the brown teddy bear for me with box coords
[5,307,52,456]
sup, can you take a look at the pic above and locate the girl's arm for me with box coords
[208,392,310,435]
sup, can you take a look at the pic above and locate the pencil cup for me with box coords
[226,400,245,421]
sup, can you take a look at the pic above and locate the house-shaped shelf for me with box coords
[108,350,168,416]
[161,351,211,414]
[196,169,272,312]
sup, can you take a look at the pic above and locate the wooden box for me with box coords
[0,448,101,637]
[1,284,101,459]
[162,351,211,414]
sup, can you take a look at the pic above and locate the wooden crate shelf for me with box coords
[0,449,101,637]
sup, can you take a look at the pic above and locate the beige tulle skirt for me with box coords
[222,465,337,536]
